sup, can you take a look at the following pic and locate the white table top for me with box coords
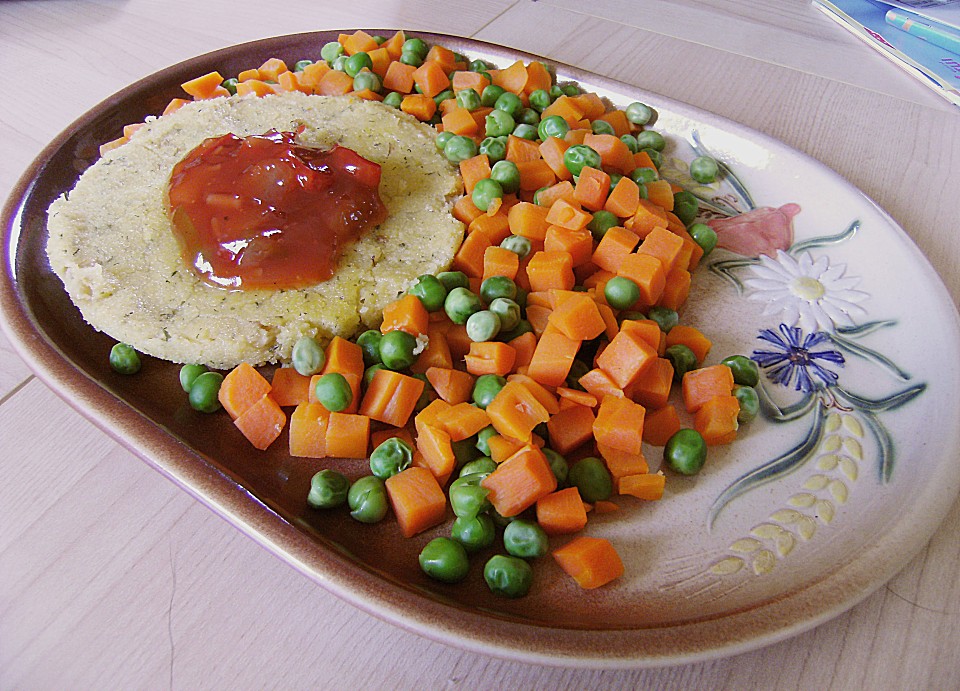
[2,0,959,687]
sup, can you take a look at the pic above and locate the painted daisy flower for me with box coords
[752,325,845,393]
[742,250,869,332]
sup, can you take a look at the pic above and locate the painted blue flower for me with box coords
[752,324,845,393]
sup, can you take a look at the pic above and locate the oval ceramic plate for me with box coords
[2,31,959,668]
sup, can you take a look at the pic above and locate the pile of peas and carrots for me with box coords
[106,30,764,597]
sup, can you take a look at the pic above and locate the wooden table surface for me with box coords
[2,1,959,687]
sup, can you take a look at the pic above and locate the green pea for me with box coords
[690,155,719,184]
[307,469,350,509]
[179,364,206,392]
[517,107,540,126]
[480,275,517,304]
[733,384,760,424]
[449,472,491,518]
[399,50,423,67]
[456,87,481,110]
[379,330,418,370]
[466,310,501,342]
[485,109,515,137]
[617,310,647,325]
[314,372,353,412]
[320,41,343,63]
[419,537,470,583]
[435,130,454,152]
[500,234,531,258]
[564,144,602,177]
[488,298,521,333]
[480,84,506,107]
[490,160,521,194]
[370,437,414,480]
[348,475,389,523]
[363,363,385,388]
[647,306,679,333]
[543,448,569,486]
[468,58,489,72]
[402,37,429,58]
[433,89,455,107]
[451,513,496,553]
[630,166,658,184]
[688,222,718,256]
[352,70,381,92]
[109,343,141,375]
[221,77,238,95]
[452,435,481,468]
[292,336,326,376]
[437,270,470,292]
[641,147,662,169]
[372,35,386,45]
[189,371,223,413]
[354,330,382,368]
[412,371,435,413]
[473,373,506,409]
[620,133,639,153]
[723,355,761,387]
[587,209,619,241]
[626,102,654,125]
[549,84,564,99]
[664,428,707,475]
[591,119,615,135]
[494,91,523,118]
[460,455,497,477]
[473,426,497,456]
[443,135,478,163]
[382,91,403,108]
[498,319,533,343]
[665,344,699,382]
[636,130,665,152]
[538,114,569,141]
[512,123,538,140]
[479,136,507,163]
[604,276,641,310]
[444,286,483,325]
[472,177,504,212]
[565,358,590,391]
[484,554,533,598]
[409,274,448,313]
[502,519,549,559]
[528,88,552,112]
[673,191,700,226]
[344,52,373,78]
[331,55,349,72]
[567,456,613,503]
[561,83,579,96]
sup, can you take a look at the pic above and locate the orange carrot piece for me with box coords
[459,154,491,194]
[578,367,624,400]
[546,292,606,341]
[552,536,624,589]
[537,486,589,535]
[666,325,712,364]
[371,426,415,450]
[233,394,286,451]
[382,30,407,59]
[544,225,593,268]
[506,373,561,415]
[452,226,494,278]
[400,93,437,121]
[468,209,512,243]
[324,412,370,459]
[410,326,454,374]
[695,395,740,445]
[367,47,392,77]
[642,404,682,446]
[380,294,429,338]
[486,380,551,442]
[596,328,658,389]
[645,179,675,211]
[481,444,557,517]
[571,92,606,119]
[257,57,288,81]
[546,403,596,455]
[442,106,479,136]
[437,401,491,442]
[453,194,485,226]
[270,367,312,407]
[598,443,649,484]
[487,433,525,463]
[320,337,364,412]
[526,251,575,293]
[604,176,641,218]
[452,69,491,93]
[412,60,450,98]
[491,60,529,94]
[425,367,475,405]
[539,136,572,181]
[682,364,735,413]
[591,226,640,274]
[595,109,632,137]
[385,467,448,538]
[619,472,666,501]
[383,61,417,93]
[505,135,543,164]
[288,402,330,458]
[627,356,674,409]
[507,201,551,241]
[342,30,379,55]
[524,60,553,94]
[181,71,225,99]
[464,341,517,377]
[425,44,460,72]
[573,166,611,212]
[515,159,557,192]
[298,62,331,92]
[359,368,424,428]
[219,362,273,420]
[483,245,520,282]
[315,70,354,96]
[535,180,577,208]
[593,394,645,455]
[526,325,580,388]
[544,199,592,231]
[541,95,586,126]
[659,267,691,311]
[593,500,619,514]
[636,226,685,275]
[557,386,599,409]
[617,252,666,307]
[583,133,635,174]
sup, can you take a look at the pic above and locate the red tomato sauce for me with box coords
[167,131,387,290]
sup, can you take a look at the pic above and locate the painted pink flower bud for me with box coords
[708,203,800,257]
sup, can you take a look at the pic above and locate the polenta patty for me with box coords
[46,92,464,369]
